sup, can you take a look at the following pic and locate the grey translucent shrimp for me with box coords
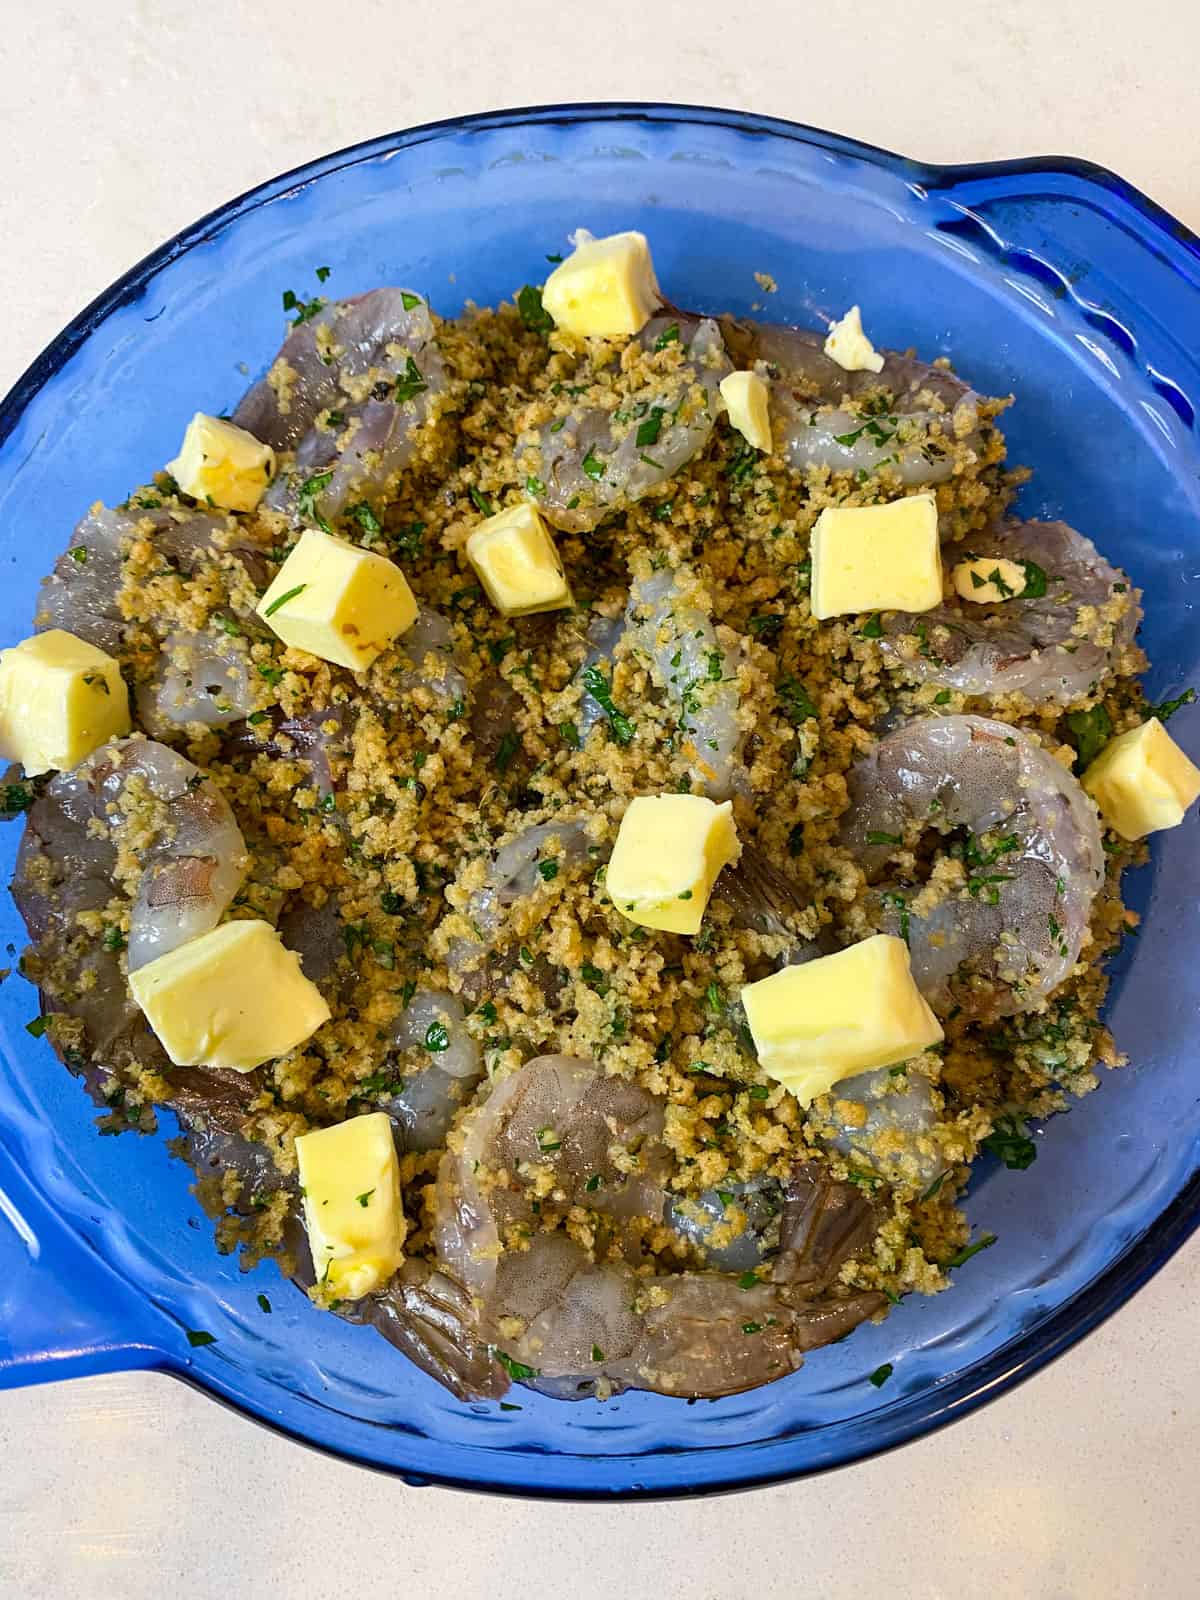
[13,760,140,1066]
[530,315,731,534]
[843,715,1104,1018]
[10,738,245,1076]
[66,738,247,972]
[381,988,484,1153]
[446,819,595,978]
[435,1054,669,1303]
[488,1171,882,1400]
[235,289,445,520]
[137,630,256,734]
[722,319,982,485]
[814,1066,945,1187]
[428,1058,883,1399]
[575,611,625,740]
[391,607,468,705]
[34,505,262,653]
[664,1179,784,1272]
[625,563,742,796]
[880,520,1140,706]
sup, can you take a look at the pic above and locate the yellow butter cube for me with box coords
[1082,716,1200,840]
[606,794,740,935]
[953,556,1027,604]
[824,305,885,374]
[0,630,130,776]
[256,528,418,671]
[167,412,276,513]
[741,933,943,1108]
[719,371,772,452]
[466,503,572,618]
[811,493,942,621]
[296,1113,406,1301]
[541,229,662,338]
[129,919,331,1072]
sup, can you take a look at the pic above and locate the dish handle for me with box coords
[0,1132,161,1390]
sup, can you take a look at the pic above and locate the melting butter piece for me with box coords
[811,493,942,621]
[742,934,943,1108]
[719,370,772,452]
[296,1112,406,1301]
[167,412,276,513]
[129,919,331,1072]
[0,629,130,776]
[1082,716,1200,840]
[466,503,572,617]
[824,305,885,374]
[541,229,662,338]
[256,528,417,671]
[606,794,740,935]
[953,556,1027,604]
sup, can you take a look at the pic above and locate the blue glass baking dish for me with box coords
[1,103,1198,1499]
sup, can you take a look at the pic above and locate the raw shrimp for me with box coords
[530,315,731,534]
[880,520,1139,705]
[430,1058,883,1398]
[842,715,1104,1017]
[391,607,468,706]
[435,1055,669,1303]
[484,1186,881,1399]
[11,740,245,1073]
[664,1179,784,1272]
[67,738,247,972]
[446,819,596,981]
[13,761,140,1067]
[574,611,625,740]
[814,1067,945,1187]
[722,319,983,485]
[137,630,256,733]
[380,989,484,1153]
[235,289,446,519]
[34,505,260,653]
[625,562,742,796]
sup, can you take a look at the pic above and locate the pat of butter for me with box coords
[1082,716,1200,840]
[541,229,662,338]
[742,934,943,1107]
[466,503,572,618]
[296,1113,406,1301]
[719,370,772,452]
[953,556,1027,604]
[811,493,942,621]
[606,794,740,936]
[129,919,330,1072]
[824,305,885,374]
[0,629,131,776]
[167,412,276,513]
[256,528,418,671]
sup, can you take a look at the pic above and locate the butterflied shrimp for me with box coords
[528,315,731,534]
[137,630,257,733]
[881,520,1141,705]
[235,289,445,519]
[843,715,1103,1018]
[810,1066,946,1188]
[722,319,983,485]
[435,1055,669,1303]
[380,988,484,1153]
[35,505,267,652]
[70,738,247,971]
[625,560,742,796]
[489,1176,882,1399]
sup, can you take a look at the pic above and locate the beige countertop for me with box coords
[2,3,1197,1596]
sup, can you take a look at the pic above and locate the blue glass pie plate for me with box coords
[1,103,1198,1499]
